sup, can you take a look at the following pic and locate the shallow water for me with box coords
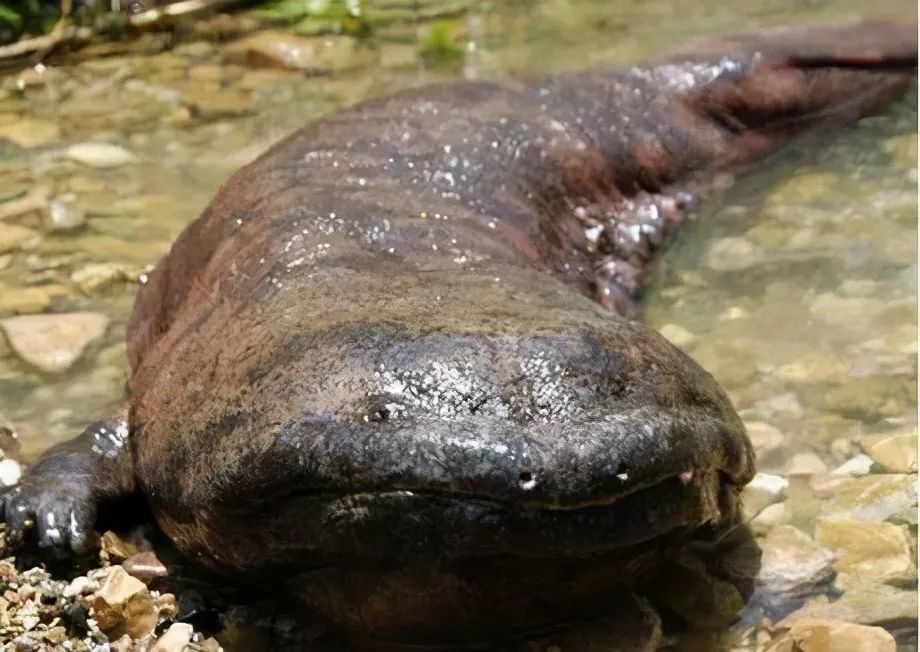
[0,0,916,648]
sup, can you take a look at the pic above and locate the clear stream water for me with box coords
[0,0,916,648]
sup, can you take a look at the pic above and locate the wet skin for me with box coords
[3,21,916,647]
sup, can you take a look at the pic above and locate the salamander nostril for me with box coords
[518,471,537,491]
[615,462,629,481]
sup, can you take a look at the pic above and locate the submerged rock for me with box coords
[224,31,373,74]
[860,431,917,473]
[657,323,697,349]
[742,473,788,520]
[815,474,917,524]
[0,117,60,149]
[0,312,110,374]
[66,142,138,168]
[814,519,916,587]
[758,526,836,598]
[0,225,40,254]
[766,618,895,652]
[704,237,764,272]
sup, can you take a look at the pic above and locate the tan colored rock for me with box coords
[151,622,193,652]
[71,263,132,295]
[783,583,917,628]
[767,618,895,652]
[66,142,137,168]
[0,287,52,314]
[815,474,917,524]
[88,566,158,639]
[704,237,764,271]
[814,519,915,586]
[224,31,372,73]
[0,312,109,374]
[860,431,917,473]
[751,502,789,535]
[785,452,828,476]
[101,531,140,563]
[0,117,60,148]
[772,351,850,384]
[0,224,40,254]
[742,473,788,521]
[0,185,51,221]
[657,323,696,349]
[744,421,784,454]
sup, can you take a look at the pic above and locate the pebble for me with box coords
[0,118,60,148]
[757,525,836,598]
[744,421,784,455]
[224,31,373,74]
[151,622,194,652]
[767,618,895,652]
[0,458,22,486]
[0,225,40,254]
[657,323,697,348]
[814,519,916,587]
[0,312,110,374]
[830,454,874,476]
[66,142,137,168]
[815,474,917,524]
[89,566,158,639]
[71,263,131,294]
[704,237,764,271]
[47,195,87,230]
[741,473,788,521]
[860,431,917,473]
[751,501,789,535]
[0,287,53,315]
[785,452,829,476]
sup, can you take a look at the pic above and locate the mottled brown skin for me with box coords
[3,21,915,648]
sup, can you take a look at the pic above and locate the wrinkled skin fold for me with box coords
[2,20,916,648]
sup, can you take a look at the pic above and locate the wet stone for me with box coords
[0,117,60,149]
[751,501,789,535]
[224,31,374,73]
[89,566,158,639]
[0,458,22,487]
[744,421,785,457]
[0,225,40,254]
[0,312,110,374]
[831,454,874,476]
[784,582,918,628]
[0,287,53,315]
[47,195,87,231]
[742,473,788,521]
[704,236,764,271]
[860,430,917,473]
[814,519,916,587]
[883,133,917,169]
[151,622,194,652]
[757,525,836,598]
[766,618,896,652]
[71,263,132,295]
[815,474,917,525]
[66,142,138,168]
[657,323,696,349]
[785,452,829,476]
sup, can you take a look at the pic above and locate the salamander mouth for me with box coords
[269,466,736,563]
